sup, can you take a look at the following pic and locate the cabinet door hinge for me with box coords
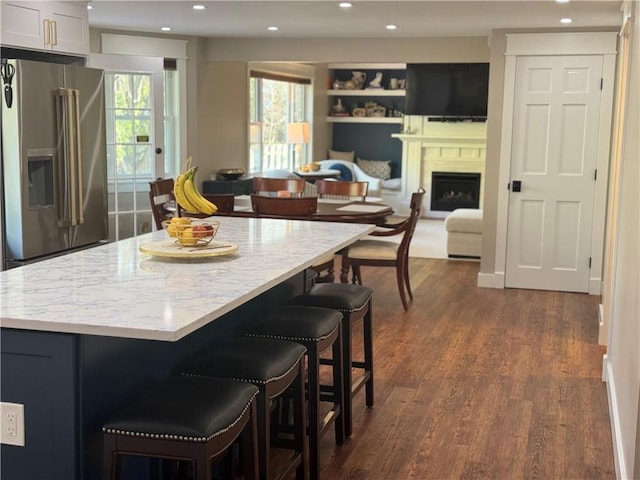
[589,257,592,269]
[594,169,598,181]
[600,78,604,90]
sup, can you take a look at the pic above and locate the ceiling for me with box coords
[88,0,623,39]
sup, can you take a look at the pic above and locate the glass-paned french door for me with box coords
[89,54,166,241]
[105,72,155,240]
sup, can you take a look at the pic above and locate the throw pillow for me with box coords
[328,149,355,162]
[329,163,354,181]
[356,158,392,180]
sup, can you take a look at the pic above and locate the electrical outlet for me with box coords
[1,402,25,446]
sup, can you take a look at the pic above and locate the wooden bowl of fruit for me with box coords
[162,217,220,247]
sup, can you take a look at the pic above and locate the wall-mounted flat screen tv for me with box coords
[405,63,489,118]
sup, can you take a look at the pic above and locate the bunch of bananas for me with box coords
[174,163,218,215]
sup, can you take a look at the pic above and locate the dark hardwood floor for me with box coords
[312,258,615,479]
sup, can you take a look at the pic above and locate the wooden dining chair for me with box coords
[148,178,176,229]
[203,193,235,215]
[343,188,426,311]
[316,179,369,201]
[253,177,306,197]
[181,193,236,220]
[250,194,318,218]
[310,179,369,282]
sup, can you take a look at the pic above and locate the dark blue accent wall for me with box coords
[332,124,403,178]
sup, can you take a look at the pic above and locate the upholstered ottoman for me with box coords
[444,208,483,258]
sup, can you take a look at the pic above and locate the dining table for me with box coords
[231,195,393,223]
[230,196,394,282]
[292,168,341,183]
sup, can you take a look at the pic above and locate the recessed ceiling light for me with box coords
[268,26,279,31]
[386,24,398,30]
[193,5,206,10]
[161,26,172,31]
[560,17,573,24]
[86,4,93,9]
[339,2,353,8]
[556,0,570,3]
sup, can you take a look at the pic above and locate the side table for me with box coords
[293,169,341,184]
[202,178,253,195]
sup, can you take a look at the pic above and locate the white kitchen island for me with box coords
[0,217,374,479]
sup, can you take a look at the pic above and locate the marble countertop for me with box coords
[0,217,374,341]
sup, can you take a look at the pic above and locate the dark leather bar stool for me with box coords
[289,283,374,437]
[178,337,308,480]
[102,375,259,480]
[239,305,345,480]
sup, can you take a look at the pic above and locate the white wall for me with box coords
[204,37,490,63]
[196,36,489,177]
[604,4,640,478]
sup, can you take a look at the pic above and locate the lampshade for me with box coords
[249,122,262,143]
[287,122,310,144]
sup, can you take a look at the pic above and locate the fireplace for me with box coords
[431,172,481,211]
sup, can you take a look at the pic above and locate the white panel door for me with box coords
[505,55,603,292]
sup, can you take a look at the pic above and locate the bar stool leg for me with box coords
[243,400,260,480]
[307,327,344,480]
[332,328,346,445]
[364,306,374,407]
[256,390,271,479]
[292,361,308,480]
[340,314,354,438]
[307,342,321,480]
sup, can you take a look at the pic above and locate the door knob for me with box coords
[511,180,522,192]
[155,147,162,154]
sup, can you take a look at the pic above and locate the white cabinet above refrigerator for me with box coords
[1,2,90,56]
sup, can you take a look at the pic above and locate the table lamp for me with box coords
[287,122,310,167]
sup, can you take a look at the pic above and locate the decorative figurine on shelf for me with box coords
[331,98,348,116]
[386,102,395,117]
[368,72,383,89]
[344,79,356,90]
[351,71,366,90]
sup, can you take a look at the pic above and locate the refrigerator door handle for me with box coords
[71,88,84,224]
[58,87,84,226]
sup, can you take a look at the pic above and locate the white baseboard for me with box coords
[589,276,602,295]
[477,271,504,289]
[603,354,628,480]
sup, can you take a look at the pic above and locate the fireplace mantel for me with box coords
[392,117,487,217]
[391,133,487,145]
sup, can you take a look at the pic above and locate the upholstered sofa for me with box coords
[262,157,402,209]
[315,159,382,196]
[319,159,404,211]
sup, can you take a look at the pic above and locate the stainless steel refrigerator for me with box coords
[1,59,108,268]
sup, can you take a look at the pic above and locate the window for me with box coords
[249,71,311,175]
